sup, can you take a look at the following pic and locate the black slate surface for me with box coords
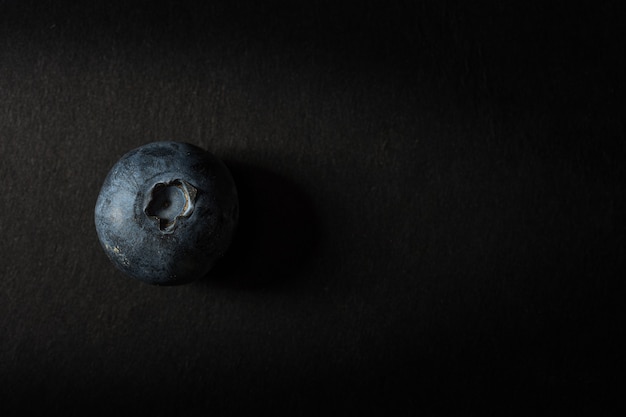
[1,1,623,415]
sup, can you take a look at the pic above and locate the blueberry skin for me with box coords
[94,141,238,285]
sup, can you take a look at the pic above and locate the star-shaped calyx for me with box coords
[144,179,197,232]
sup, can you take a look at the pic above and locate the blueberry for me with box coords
[94,141,238,285]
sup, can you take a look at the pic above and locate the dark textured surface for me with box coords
[1,1,623,415]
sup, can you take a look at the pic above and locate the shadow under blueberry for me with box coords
[199,161,319,289]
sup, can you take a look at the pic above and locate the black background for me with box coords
[1,1,623,415]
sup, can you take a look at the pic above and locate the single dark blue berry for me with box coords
[94,141,238,285]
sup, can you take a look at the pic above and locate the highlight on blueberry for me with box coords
[94,141,238,285]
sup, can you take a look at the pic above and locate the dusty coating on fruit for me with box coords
[105,244,129,266]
